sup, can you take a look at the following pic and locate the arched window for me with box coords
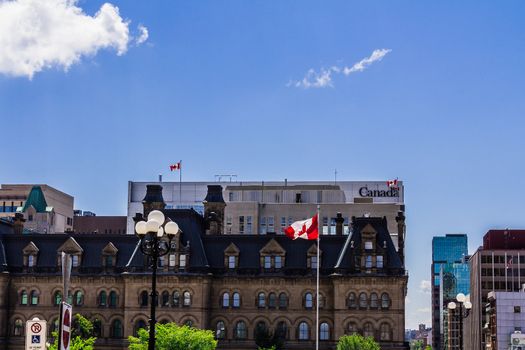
[234,321,247,339]
[276,321,287,340]
[359,292,367,309]
[135,320,147,336]
[74,291,83,306]
[99,291,107,307]
[370,293,378,309]
[183,291,191,306]
[278,293,288,309]
[320,322,330,340]
[30,290,39,305]
[268,293,277,309]
[257,292,266,308]
[381,293,390,309]
[183,319,193,327]
[93,318,102,337]
[20,290,28,305]
[222,292,230,308]
[363,322,374,338]
[380,323,391,341]
[140,291,148,307]
[172,291,180,307]
[109,291,118,307]
[111,319,123,338]
[162,291,170,307]
[216,321,226,339]
[233,292,240,308]
[255,321,267,338]
[347,322,358,335]
[14,319,23,336]
[298,322,309,340]
[304,292,313,309]
[54,291,62,306]
[347,292,357,308]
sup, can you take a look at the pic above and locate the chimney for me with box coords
[142,185,166,219]
[335,212,344,235]
[13,213,25,234]
[396,210,406,267]
[203,185,226,235]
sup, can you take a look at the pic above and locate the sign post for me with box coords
[25,318,47,350]
[58,302,72,350]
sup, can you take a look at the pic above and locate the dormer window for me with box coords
[264,256,271,269]
[23,241,39,269]
[275,256,282,269]
[365,256,373,268]
[364,241,373,250]
[307,243,321,270]
[179,254,186,269]
[259,239,286,270]
[28,255,35,267]
[311,256,318,269]
[72,255,79,267]
[228,256,236,269]
[102,242,118,268]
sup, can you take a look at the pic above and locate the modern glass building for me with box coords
[431,234,470,350]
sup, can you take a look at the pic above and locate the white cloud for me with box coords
[343,49,392,75]
[290,48,391,89]
[136,24,149,45]
[420,280,432,294]
[0,0,149,78]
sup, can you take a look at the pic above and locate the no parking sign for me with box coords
[25,318,47,350]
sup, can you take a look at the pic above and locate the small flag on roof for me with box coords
[170,162,181,171]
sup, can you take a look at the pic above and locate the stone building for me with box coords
[0,185,408,349]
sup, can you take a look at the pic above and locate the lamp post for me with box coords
[134,210,179,350]
[447,293,472,350]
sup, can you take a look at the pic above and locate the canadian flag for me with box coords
[386,179,398,188]
[170,162,181,171]
[284,214,319,240]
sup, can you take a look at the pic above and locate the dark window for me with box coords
[21,290,28,305]
[109,291,117,307]
[162,291,170,307]
[30,290,39,305]
[279,293,288,309]
[93,319,102,337]
[370,293,378,309]
[268,293,277,309]
[172,291,180,307]
[99,291,107,307]
[14,319,23,336]
[54,291,62,306]
[515,306,521,313]
[134,320,147,336]
[216,321,226,339]
[140,291,148,307]
[359,292,367,308]
[74,291,83,306]
[381,293,391,309]
[111,319,123,338]
[276,321,288,340]
[347,292,357,308]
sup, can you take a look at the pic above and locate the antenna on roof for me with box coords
[214,175,237,182]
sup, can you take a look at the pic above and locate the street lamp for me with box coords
[447,293,472,350]
[135,210,179,350]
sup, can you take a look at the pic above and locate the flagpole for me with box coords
[316,204,320,350]
[179,159,182,204]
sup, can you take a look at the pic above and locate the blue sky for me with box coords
[1,0,525,329]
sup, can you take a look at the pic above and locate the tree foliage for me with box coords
[47,313,97,350]
[128,323,217,350]
[337,334,380,350]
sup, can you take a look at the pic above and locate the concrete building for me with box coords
[127,180,405,248]
[465,230,525,349]
[431,234,470,349]
[0,184,74,233]
[0,184,409,349]
[485,291,525,350]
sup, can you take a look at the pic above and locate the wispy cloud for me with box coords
[136,25,149,45]
[289,48,392,89]
[420,280,432,294]
[0,0,149,79]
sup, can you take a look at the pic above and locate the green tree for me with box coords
[47,314,97,350]
[128,323,217,350]
[337,334,380,350]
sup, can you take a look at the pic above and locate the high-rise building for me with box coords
[465,229,525,349]
[431,234,469,349]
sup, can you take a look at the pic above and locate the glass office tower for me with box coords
[432,234,469,350]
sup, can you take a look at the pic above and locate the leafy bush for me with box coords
[128,322,217,350]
